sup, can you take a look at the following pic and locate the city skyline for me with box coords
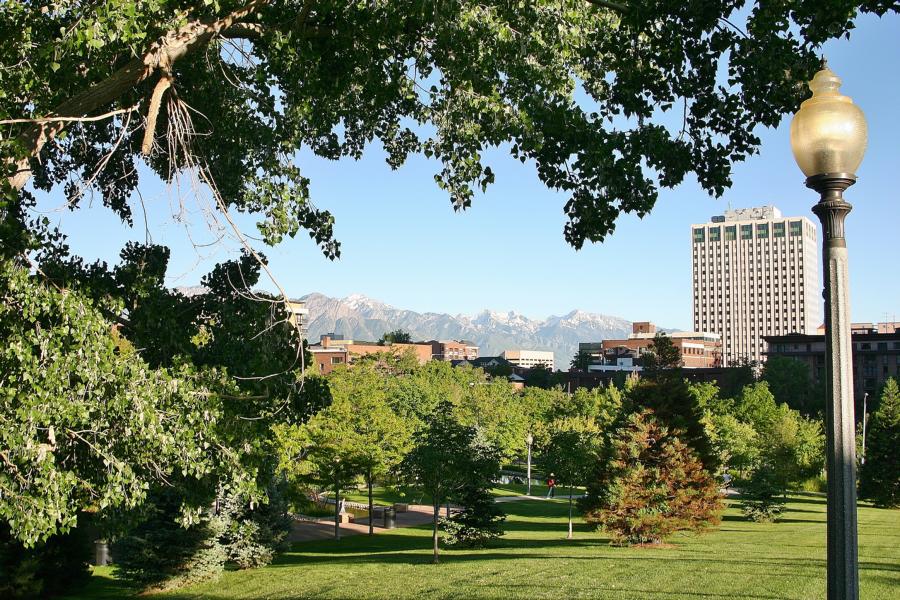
[28,12,899,331]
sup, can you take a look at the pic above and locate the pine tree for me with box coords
[583,410,723,545]
[859,378,900,508]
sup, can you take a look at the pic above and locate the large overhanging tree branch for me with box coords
[1,1,896,259]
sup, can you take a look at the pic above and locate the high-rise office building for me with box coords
[691,205,820,365]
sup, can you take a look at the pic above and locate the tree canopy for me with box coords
[3,1,896,260]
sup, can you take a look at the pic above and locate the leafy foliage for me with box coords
[859,378,900,508]
[0,260,253,547]
[6,2,894,260]
[541,416,603,537]
[379,329,412,345]
[762,356,821,417]
[440,437,506,548]
[402,402,503,562]
[583,410,723,545]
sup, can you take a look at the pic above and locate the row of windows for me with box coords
[693,221,804,243]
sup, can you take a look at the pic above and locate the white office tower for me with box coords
[691,206,820,365]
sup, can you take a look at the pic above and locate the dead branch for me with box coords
[142,74,173,156]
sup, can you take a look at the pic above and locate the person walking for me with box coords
[546,474,556,499]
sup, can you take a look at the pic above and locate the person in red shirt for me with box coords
[546,474,556,498]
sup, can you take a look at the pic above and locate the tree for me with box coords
[439,435,506,549]
[378,329,412,345]
[6,3,893,263]
[275,401,360,540]
[583,410,723,545]
[401,402,501,563]
[859,378,900,508]
[524,363,565,390]
[570,350,591,372]
[763,355,820,416]
[327,365,413,535]
[626,378,718,472]
[642,333,683,379]
[541,417,603,539]
[0,260,256,547]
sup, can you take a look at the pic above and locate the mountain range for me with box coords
[300,292,639,369]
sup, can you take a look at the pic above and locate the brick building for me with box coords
[579,322,722,371]
[309,333,433,374]
[429,340,479,361]
[764,322,900,404]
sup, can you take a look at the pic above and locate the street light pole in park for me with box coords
[790,63,868,600]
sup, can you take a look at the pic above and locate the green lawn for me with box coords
[65,495,899,600]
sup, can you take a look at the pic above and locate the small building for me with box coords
[501,350,554,371]
[429,340,479,361]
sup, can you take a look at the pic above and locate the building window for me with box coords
[773,222,785,238]
[741,224,752,240]
[757,223,769,238]
[725,226,736,241]
[693,228,705,243]
[790,221,802,237]
[709,226,721,242]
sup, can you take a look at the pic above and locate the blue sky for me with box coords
[35,11,899,330]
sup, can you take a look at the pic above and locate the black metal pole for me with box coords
[808,172,859,600]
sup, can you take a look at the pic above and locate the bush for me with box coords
[0,522,92,599]
[218,485,292,570]
[740,464,786,523]
[583,410,723,545]
[113,484,293,590]
[440,485,505,548]
[112,496,227,591]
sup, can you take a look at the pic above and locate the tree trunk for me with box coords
[334,477,340,541]
[432,503,440,564]
[567,485,574,540]
[367,469,374,536]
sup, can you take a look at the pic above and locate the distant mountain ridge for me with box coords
[300,292,638,368]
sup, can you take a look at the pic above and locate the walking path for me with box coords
[288,503,438,543]
[289,495,585,543]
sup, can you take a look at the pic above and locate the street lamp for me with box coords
[790,62,867,600]
[525,432,534,496]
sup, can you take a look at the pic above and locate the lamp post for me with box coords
[860,392,868,465]
[790,63,867,600]
[525,432,534,495]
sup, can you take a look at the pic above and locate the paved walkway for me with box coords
[289,495,587,543]
[288,503,441,543]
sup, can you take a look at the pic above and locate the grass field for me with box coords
[65,494,899,600]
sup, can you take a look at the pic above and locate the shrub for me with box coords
[112,496,227,591]
[440,485,505,548]
[740,464,787,523]
[218,485,292,570]
[113,484,293,590]
[583,410,723,545]
[0,522,92,599]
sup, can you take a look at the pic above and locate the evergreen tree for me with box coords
[626,378,718,472]
[583,411,722,545]
[859,378,900,508]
